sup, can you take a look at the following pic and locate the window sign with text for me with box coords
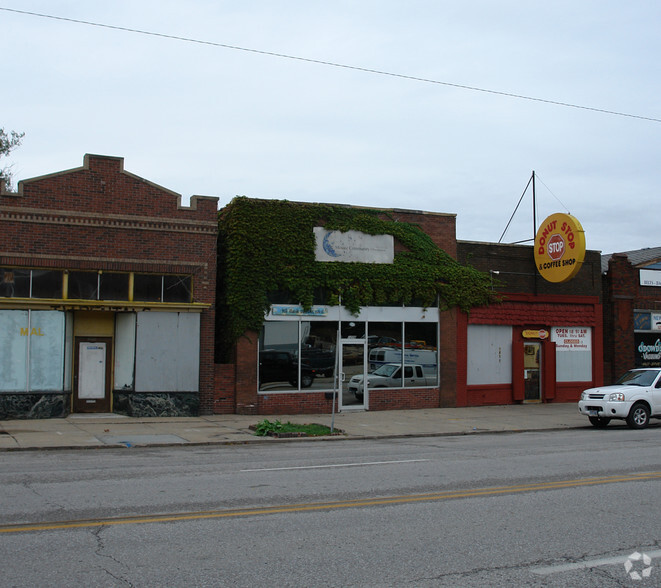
[551,326,591,351]
[634,332,661,367]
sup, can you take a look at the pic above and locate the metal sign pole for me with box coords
[330,327,341,434]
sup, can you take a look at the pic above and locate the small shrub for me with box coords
[252,419,335,437]
[254,419,284,436]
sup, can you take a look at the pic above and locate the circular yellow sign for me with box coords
[534,213,586,283]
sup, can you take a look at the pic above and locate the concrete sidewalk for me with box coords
[0,403,592,451]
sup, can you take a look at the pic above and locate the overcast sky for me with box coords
[2,1,660,255]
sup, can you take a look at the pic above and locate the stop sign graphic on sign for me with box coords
[533,213,586,283]
[547,234,565,260]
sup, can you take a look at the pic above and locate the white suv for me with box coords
[578,368,661,429]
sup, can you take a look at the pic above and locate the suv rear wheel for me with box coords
[626,403,650,429]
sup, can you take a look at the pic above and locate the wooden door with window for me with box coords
[73,337,112,412]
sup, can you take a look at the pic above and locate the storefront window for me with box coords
[258,322,299,391]
[551,327,592,382]
[0,310,65,392]
[467,325,513,386]
[100,273,130,300]
[368,322,402,355]
[366,322,402,388]
[163,275,192,303]
[302,321,337,389]
[134,274,163,302]
[31,270,63,299]
[0,268,29,298]
[0,310,29,390]
[404,323,439,386]
[0,269,62,299]
[68,271,99,300]
[633,310,661,368]
[341,321,365,339]
[134,274,192,303]
[258,312,439,395]
[634,332,661,368]
[365,322,401,386]
[0,268,191,303]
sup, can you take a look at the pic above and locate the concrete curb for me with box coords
[0,422,592,452]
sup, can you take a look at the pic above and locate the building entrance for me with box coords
[339,340,366,410]
[523,341,542,402]
[73,337,112,413]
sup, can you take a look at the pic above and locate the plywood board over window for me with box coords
[134,312,200,392]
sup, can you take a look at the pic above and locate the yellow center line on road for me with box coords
[2,471,660,535]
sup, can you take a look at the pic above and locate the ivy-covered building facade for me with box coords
[214,198,493,414]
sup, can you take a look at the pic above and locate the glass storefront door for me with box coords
[339,340,366,409]
[523,342,542,402]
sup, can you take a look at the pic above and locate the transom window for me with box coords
[0,268,193,303]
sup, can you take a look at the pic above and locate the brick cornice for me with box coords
[0,206,218,235]
[0,251,211,272]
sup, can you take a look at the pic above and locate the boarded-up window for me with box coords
[134,312,200,392]
[551,326,592,382]
[467,325,513,385]
[0,310,65,392]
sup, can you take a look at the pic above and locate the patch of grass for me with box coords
[253,419,335,437]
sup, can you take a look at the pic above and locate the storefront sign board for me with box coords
[314,228,394,263]
[640,269,661,287]
[534,213,586,283]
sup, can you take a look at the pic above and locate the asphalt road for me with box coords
[1,428,660,586]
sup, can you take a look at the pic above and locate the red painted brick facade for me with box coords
[456,241,603,406]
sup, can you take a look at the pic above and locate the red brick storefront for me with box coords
[0,154,218,418]
[213,200,460,415]
[456,241,603,406]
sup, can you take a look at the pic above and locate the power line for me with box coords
[2,6,661,124]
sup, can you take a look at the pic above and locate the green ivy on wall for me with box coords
[216,197,497,354]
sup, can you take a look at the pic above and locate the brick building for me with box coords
[213,198,470,415]
[602,247,661,383]
[212,198,604,415]
[0,154,218,418]
[456,241,603,405]
[1,157,610,418]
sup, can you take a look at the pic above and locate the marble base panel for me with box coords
[0,393,69,419]
[113,392,199,417]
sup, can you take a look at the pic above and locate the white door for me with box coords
[74,338,111,413]
[79,342,106,399]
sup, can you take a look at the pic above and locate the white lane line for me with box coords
[241,459,429,472]
[531,549,661,575]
